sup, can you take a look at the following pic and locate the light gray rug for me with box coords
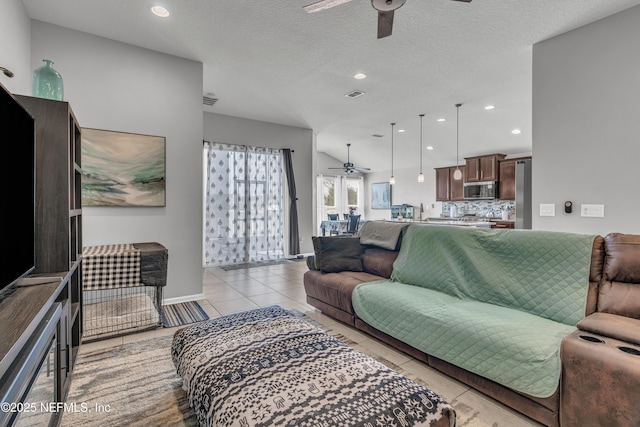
[61,335,197,427]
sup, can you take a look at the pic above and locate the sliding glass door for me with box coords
[204,143,284,266]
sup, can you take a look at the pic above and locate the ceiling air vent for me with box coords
[345,90,365,99]
[203,95,218,106]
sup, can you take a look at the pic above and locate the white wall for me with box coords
[364,167,440,221]
[0,0,31,94]
[31,21,204,300]
[532,5,640,235]
[316,151,362,176]
[203,112,314,254]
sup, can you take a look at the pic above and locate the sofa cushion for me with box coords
[312,236,362,273]
[361,247,398,278]
[303,270,384,315]
[352,280,576,398]
[598,233,640,319]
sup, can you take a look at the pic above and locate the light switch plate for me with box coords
[539,204,555,217]
[581,204,605,218]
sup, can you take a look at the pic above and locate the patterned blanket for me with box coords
[172,306,455,427]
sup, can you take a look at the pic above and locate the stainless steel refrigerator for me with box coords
[515,159,532,229]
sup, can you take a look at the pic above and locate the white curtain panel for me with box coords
[204,142,284,266]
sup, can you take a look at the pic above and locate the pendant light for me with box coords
[453,103,463,181]
[389,122,396,185]
[417,114,425,183]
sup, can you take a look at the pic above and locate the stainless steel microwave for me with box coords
[463,181,498,200]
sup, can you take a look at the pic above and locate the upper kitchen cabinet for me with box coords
[499,160,516,200]
[435,166,465,201]
[465,154,506,182]
[499,156,532,201]
[435,167,451,201]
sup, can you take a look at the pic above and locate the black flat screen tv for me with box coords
[0,82,35,301]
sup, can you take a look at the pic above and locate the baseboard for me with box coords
[163,293,205,306]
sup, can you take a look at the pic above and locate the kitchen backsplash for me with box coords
[442,200,516,219]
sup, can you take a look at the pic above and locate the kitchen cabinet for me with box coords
[499,160,516,200]
[465,154,506,182]
[491,221,515,229]
[435,167,450,201]
[499,156,531,200]
[449,166,465,201]
[435,166,465,201]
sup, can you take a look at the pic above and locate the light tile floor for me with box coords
[80,261,543,427]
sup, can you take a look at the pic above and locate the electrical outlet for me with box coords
[539,204,555,217]
[581,204,605,218]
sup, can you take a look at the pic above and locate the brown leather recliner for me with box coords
[561,233,640,427]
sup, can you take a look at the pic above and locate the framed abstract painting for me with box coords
[371,182,391,209]
[81,128,166,207]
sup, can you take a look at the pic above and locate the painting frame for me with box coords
[371,182,391,209]
[81,128,166,207]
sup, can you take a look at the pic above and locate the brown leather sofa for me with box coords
[303,231,640,427]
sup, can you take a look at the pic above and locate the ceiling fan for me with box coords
[304,0,472,39]
[329,143,371,174]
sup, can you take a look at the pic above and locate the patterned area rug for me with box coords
[219,257,304,271]
[62,310,535,427]
[161,301,209,328]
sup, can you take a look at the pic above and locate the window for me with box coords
[316,175,364,230]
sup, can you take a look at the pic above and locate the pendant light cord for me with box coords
[419,114,424,173]
[391,123,395,176]
[455,103,462,169]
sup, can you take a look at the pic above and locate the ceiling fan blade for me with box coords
[451,0,472,2]
[377,10,394,39]
[303,0,354,13]
[353,167,371,172]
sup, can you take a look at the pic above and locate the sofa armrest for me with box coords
[577,312,640,346]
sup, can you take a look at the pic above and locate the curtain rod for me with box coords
[203,139,294,153]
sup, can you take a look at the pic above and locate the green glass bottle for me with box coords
[32,59,64,101]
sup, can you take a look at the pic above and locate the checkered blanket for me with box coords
[82,244,142,289]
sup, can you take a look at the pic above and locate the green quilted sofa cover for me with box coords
[352,225,597,398]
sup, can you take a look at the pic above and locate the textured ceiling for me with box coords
[22,0,640,172]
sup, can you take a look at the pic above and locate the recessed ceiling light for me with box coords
[354,73,367,80]
[484,105,495,110]
[151,5,170,17]
[437,118,446,122]
[398,129,406,133]
[426,146,434,150]
[512,129,522,135]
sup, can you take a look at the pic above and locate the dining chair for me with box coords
[327,214,339,220]
[343,214,361,235]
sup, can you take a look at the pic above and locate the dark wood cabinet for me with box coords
[449,166,466,201]
[465,154,506,182]
[491,221,515,229]
[14,95,83,403]
[499,160,516,200]
[435,166,465,201]
[435,167,451,201]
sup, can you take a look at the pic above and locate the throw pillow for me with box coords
[312,236,363,273]
[305,255,319,271]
